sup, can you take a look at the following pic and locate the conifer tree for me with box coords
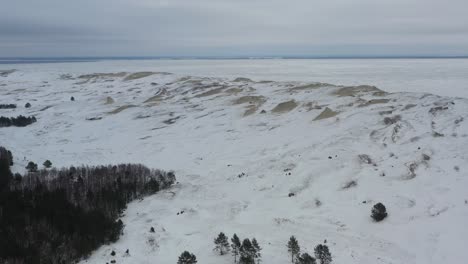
[214,232,230,255]
[177,251,197,264]
[26,161,38,172]
[252,238,262,264]
[43,160,52,168]
[314,244,332,264]
[240,238,256,264]
[287,236,300,263]
[231,233,241,263]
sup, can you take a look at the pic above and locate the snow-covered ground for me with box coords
[1,65,468,264]
[2,58,468,98]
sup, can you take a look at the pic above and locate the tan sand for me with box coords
[358,98,390,107]
[288,83,331,93]
[194,87,226,98]
[225,87,243,95]
[271,100,298,113]
[233,77,253,82]
[333,85,387,97]
[105,97,115,105]
[144,88,169,104]
[232,95,266,105]
[108,105,137,114]
[124,72,155,81]
[313,107,338,121]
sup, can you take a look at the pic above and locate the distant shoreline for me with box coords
[1,56,468,64]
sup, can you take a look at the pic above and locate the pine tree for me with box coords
[314,244,332,264]
[177,251,197,264]
[214,232,230,255]
[43,160,52,168]
[296,253,316,264]
[287,236,300,263]
[252,238,262,264]
[26,161,38,172]
[231,233,241,263]
[240,239,256,264]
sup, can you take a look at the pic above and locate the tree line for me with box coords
[0,115,37,127]
[177,233,332,264]
[0,104,16,109]
[0,146,176,264]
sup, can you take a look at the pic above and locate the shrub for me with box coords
[297,253,316,264]
[371,202,388,222]
[25,103,31,108]
[177,251,197,264]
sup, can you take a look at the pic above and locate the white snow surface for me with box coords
[1,66,468,264]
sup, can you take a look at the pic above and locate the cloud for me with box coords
[1,0,467,57]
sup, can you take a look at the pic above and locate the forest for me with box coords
[0,146,176,264]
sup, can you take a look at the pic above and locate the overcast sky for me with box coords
[1,0,468,57]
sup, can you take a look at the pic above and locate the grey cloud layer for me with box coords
[1,0,467,57]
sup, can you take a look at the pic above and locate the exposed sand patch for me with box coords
[0,69,16,77]
[358,98,390,107]
[233,95,266,105]
[271,100,298,113]
[233,77,253,82]
[124,72,155,81]
[313,107,339,121]
[403,104,417,110]
[105,97,115,105]
[333,85,387,97]
[303,102,324,111]
[232,95,266,117]
[243,105,259,116]
[77,72,126,84]
[225,87,243,95]
[108,105,137,114]
[144,88,169,104]
[194,87,225,98]
[288,83,331,93]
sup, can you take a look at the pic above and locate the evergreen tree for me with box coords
[231,233,241,263]
[43,160,52,168]
[0,147,12,190]
[314,244,332,264]
[287,236,300,263]
[240,239,256,264]
[26,161,38,172]
[177,251,197,264]
[371,202,388,222]
[214,232,230,255]
[296,253,316,264]
[252,238,262,264]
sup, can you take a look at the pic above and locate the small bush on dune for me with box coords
[371,202,388,222]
